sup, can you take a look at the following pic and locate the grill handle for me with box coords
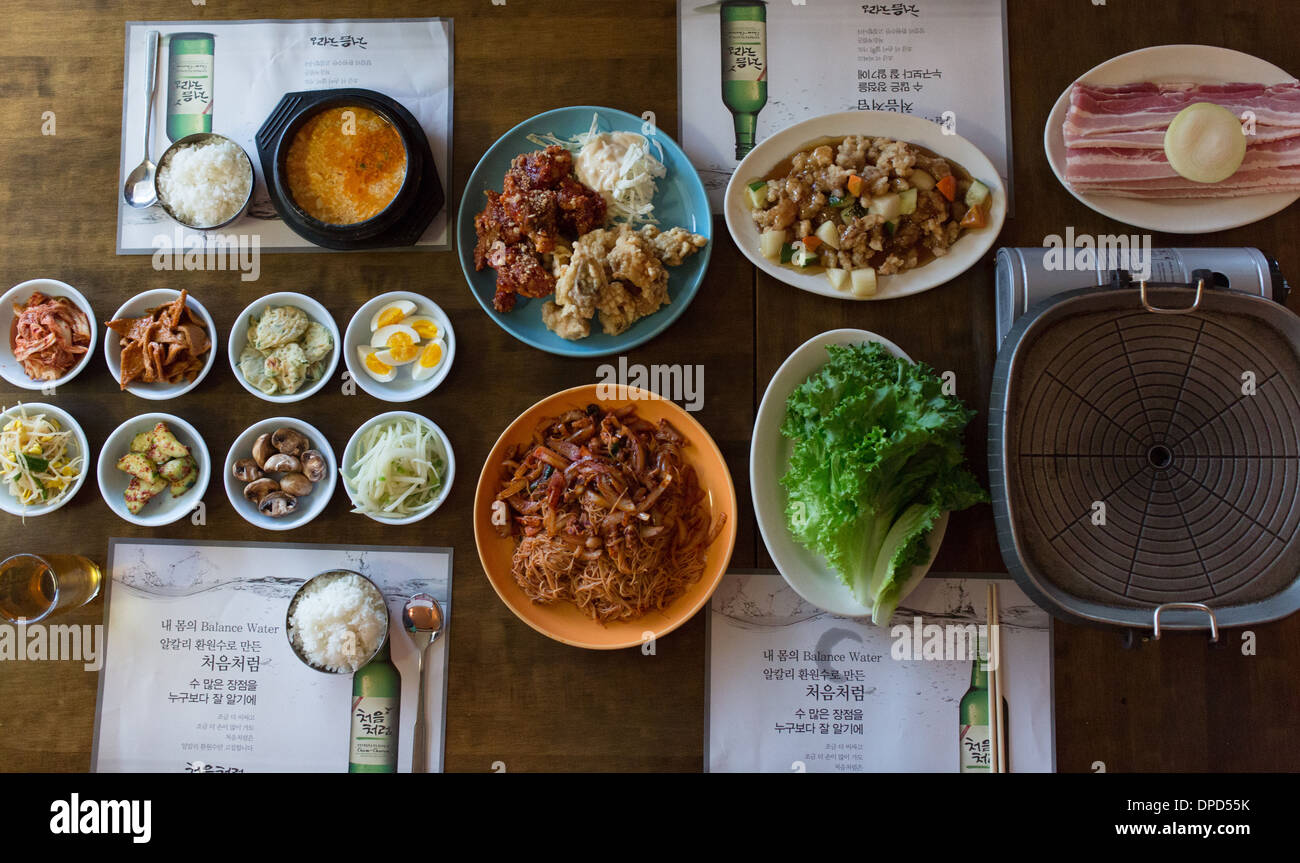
[1152,602,1219,642]
[1140,278,1205,315]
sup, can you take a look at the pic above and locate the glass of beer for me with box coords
[0,554,102,624]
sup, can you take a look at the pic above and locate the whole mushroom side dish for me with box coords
[232,426,331,519]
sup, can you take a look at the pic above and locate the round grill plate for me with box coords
[994,286,1300,624]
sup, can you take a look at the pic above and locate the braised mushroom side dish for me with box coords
[232,426,329,519]
[746,135,992,296]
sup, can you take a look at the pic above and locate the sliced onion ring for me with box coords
[1163,102,1247,184]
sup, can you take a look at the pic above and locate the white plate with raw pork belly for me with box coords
[1045,44,1300,233]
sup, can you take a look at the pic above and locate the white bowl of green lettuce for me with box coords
[751,329,987,621]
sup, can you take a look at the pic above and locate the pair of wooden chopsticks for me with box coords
[986,582,1008,773]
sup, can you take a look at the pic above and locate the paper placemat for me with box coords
[706,571,1054,773]
[116,18,452,254]
[678,0,1013,213]
[92,538,452,773]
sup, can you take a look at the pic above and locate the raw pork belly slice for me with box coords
[1062,80,1300,198]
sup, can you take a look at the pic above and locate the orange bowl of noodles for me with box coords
[474,384,737,649]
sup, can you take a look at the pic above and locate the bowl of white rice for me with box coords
[286,570,390,674]
[155,133,255,230]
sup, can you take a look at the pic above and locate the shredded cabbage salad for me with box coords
[344,416,445,519]
[526,113,667,224]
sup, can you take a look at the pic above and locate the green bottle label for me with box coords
[959,723,991,772]
[169,54,213,115]
[349,695,399,769]
[722,20,766,82]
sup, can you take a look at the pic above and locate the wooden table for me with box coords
[2,0,1298,773]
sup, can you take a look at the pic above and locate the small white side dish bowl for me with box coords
[96,412,210,527]
[0,279,98,391]
[0,402,89,518]
[343,291,455,403]
[341,410,454,525]
[227,292,340,404]
[750,329,949,617]
[224,417,337,531]
[104,289,217,400]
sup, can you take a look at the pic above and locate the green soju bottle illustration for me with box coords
[166,33,215,142]
[958,631,1006,772]
[348,639,402,773]
[720,1,767,160]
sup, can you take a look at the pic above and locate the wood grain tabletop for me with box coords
[1,0,1297,773]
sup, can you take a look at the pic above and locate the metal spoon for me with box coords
[402,593,444,773]
[123,30,161,208]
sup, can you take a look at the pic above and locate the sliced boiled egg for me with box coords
[410,338,447,381]
[356,346,397,382]
[369,300,418,332]
[370,323,421,365]
[403,315,441,342]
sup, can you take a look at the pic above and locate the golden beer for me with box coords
[0,554,102,623]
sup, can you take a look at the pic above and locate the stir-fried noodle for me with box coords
[491,403,725,623]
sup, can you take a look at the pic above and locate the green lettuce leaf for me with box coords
[780,342,988,621]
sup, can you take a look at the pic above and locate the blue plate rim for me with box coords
[456,105,714,358]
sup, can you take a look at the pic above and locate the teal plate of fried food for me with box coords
[457,106,713,357]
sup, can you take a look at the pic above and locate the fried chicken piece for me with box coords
[548,239,609,334]
[501,189,561,253]
[555,177,607,236]
[607,230,668,294]
[541,300,591,341]
[541,225,709,339]
[505,145,573,191]
[598,230,671,335]
[473,190,523,270]
[487,240,555,312]
[476,182,563,261]
[643,225,709,266]
[474,146,611,315]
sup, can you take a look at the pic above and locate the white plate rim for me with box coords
[223,416,337,531]
[724,110,1007,301]
[0,279,98,391]
[104,289,218,400]
[1043,43,1300,233]
[342,291,456,403]
[95,412,211,527]
[750,328,950,618]
[341,409,455,525]
[226,292,341,404]
[0,401,89,517]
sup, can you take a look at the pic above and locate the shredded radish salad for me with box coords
[527,113,667,224]
[344,416,446,519]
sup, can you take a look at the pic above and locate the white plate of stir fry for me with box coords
[0,403,88,517]
[725,111,1006,301]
